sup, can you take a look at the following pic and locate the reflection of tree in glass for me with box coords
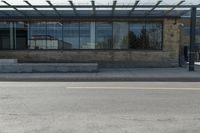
[95,38,112,49]
[129,27,150,49]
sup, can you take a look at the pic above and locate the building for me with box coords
[0,0,199,68]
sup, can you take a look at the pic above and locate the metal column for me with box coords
[189,7,196,71]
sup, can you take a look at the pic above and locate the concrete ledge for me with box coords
[0,63,98,73]
[0,59,17,64]
[0,67,200,82]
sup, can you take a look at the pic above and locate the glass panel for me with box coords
[80,22,94,49]
[146,23,162,49]
[46,22,63,49]
[15,22,28,50]
[28,22,47,49]
[113,22,128,49]
[0,22,11,50]
[129,22,162,50]
[95,22,113,49]
[129,23,146,49]
[63,22,79,49]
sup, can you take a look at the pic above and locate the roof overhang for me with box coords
[0,0,199,20]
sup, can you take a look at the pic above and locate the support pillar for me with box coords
[189,7,196,71]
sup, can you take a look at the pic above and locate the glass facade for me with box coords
[15,22,28,50]
[0,21,163,50]
[28,22,47,49]
[0,22,11,50]
[95,22,113,49]
[129,22,162,49]
[63,22,79,49]
[146,23,162,50]
[113,22,129,49]
[80,22,93,49]
[46,22,63,49]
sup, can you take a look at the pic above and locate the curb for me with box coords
[1,77,200,82]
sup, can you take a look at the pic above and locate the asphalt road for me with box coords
[0,82,200,133]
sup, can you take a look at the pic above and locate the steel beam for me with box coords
[146,0,162,16]
[0,4,198,9]
[112,0,117,15]
[24,0,44,16]
[129,0,139,15]
[189,6,196,71]
[0,15,181,21]
[165,0,185,15]
[91,1,95,16]
[69,1,78,16]
[46,0,61,17]
[1,0,26,16]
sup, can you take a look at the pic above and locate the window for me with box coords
[46,22,63,49]
[146,23,162,50]
[15,22,28,50]
[28,22,47,49]
[0,22,11,50]
[63,22,79,49]
[113,22,129,49]
[0,21,163,50]
[95,22,113,49]
[129,22,162,50]
[80,22,95,49]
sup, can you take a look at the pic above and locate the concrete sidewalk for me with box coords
[0,66,200,81]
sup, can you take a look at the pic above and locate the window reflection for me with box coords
[63,22,79,49]
[95,22,113,49]
[0,22,11,49]
[113,22,128,49]
[129,23,146,49]
[80,22,94,49]
[46,22,63,49]
[129,22,162,50]
[28,22,47,49]
[0,21,163,50]
[15,22,28,50]
[146,23,162,50]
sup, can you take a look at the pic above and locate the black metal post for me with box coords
[189,6,196,71]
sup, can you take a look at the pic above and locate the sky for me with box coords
[0,0,199,5]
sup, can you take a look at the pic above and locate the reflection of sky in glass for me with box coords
[80,22,90,47]
[63,23,79,49]
[80,23,90,37]
[30,22,46,37]
[46,22,62,40]
[96,23,112,48]
[130,23,145,37]
[96,23,112,37]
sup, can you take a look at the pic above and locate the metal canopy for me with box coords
[129,0,140,15]
[24,0,44,16]
[46,0,61,17]
[1,0,27,16]
[165,0,185,15]
[145,0,162,16]
[112,0,117,16]
[0,0,199,19]
[69,1,78,16]
[91,1,95,16]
